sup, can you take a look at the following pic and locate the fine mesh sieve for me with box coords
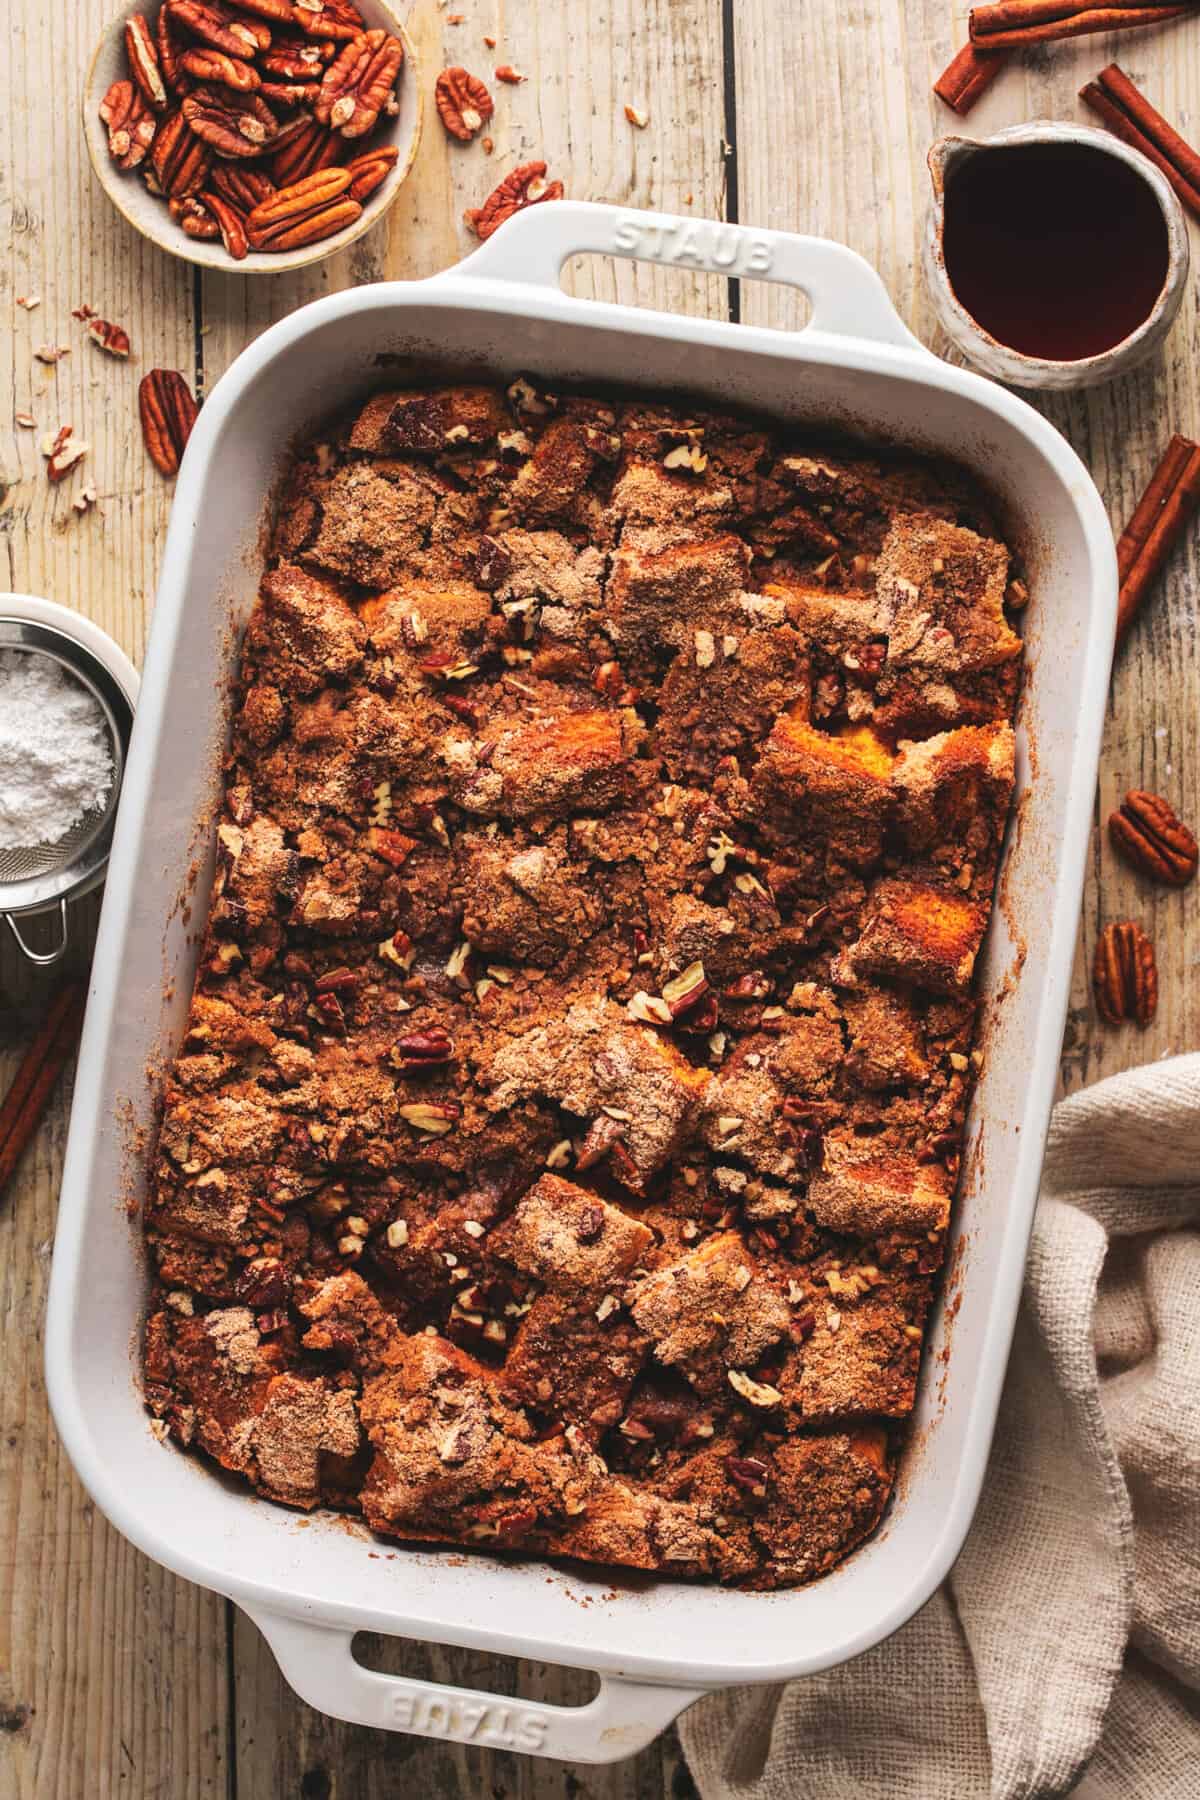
[0,618,135,965]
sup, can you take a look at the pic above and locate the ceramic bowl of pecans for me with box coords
[83,0,421,273]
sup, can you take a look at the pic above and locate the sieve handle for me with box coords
[4,898,70,965]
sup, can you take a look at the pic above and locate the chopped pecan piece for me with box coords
[1093,920,1158,1027]
[1108,791,1198,887]
[87,318,131,358]
[41,426,89,484]
[390,1027,455,1071]
[465,161,564,241]
[435,66,494,141]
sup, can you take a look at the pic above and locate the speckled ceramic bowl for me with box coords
[82,0,422,275]
[926,122,1188,390]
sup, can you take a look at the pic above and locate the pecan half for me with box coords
[435,66,494,142]
[139,369,200,477]
[150,109,213,197]
[295,0,366,42]
[245,167,360,248]
[1093,920,1158,1028]
[202,189,250,258]
[100,80,157,170]
[259,78,321,106]
[157,6,186,94]
[261,35,331,78]
[465,161,564,241]
[168,2,270,58]
[171,195,221,238]
[183,87,279,157]
[315,28,403,137]
[126,15,169,111]
[180,48,262,92]
[209,162,275,210]
[236,0,303,19]
[344,144,398,201]
[269,116,343,184]
[1108,791,1198,888]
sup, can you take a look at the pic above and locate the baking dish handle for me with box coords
[244,1607,708,1764]
[453,199,923,351]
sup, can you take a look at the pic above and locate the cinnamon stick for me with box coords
[1116,434,1200,647]
[971,1,1195,49]
[934,43,1011,114]
[0,983,85,1198]
[1081,64,1200,219]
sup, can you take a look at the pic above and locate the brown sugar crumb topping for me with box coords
[142,378,1022,1590]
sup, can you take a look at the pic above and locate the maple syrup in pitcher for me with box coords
[942,142,1170,362]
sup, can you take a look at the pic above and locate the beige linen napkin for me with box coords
[681,1055,1200,1799]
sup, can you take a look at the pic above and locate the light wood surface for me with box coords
[2,4,1197,1794]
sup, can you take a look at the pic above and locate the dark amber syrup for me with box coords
[942,142,1170,363]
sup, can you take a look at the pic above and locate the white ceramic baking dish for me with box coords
[45,202,1116,1765]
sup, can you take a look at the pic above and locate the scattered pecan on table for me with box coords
[1093,920,1158,1027]
[87,317,131,357]
[41,426,90,484]
[97,2,405,263]
[465,159,564,241]
[139,368,199,477]
[1108,791,1199,887]
[434,66,494,141]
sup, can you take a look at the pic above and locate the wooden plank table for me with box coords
[2,4,1198,1793]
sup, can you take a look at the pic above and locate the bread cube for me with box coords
[606,535,749,650]
[252,562,365,694]
[488,1174,654,1294]
[846,876,988,993]
[503,1293,650,1439]
[451,708,646,820]
[629,1232,791,1391]
[894,721,1015,866]
[751,715,894,869]
[805,1132,952,1235]
[878,514,1021,677]
[350,386,508,454]
[777,1274,931,1421]
[484,997,710,1187]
